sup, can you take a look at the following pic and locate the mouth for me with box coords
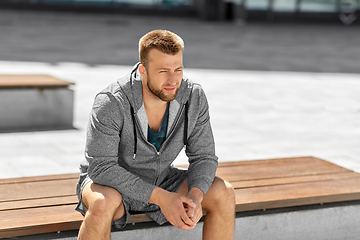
[164,86,176,92]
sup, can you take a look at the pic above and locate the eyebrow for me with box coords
[158,66,183,71]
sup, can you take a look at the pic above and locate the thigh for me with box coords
[82,181,126,221]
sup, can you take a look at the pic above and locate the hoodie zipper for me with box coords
[132,112,162,185]
[158,104,186,153]
[155,104,186,184]
[132,103,186,185]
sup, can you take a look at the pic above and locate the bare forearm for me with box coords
[187,187,204,203]
[149,187,167,205]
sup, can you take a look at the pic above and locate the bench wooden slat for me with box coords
[0,205,83,239]
[0,173,79,185]
[0,179,78,202]
[230,171,360,189]
[216,156,331,167]
[234,177,360,211]
[0,74,74,88]
[0,205,82,224]
[0,196,78,211]
[216,158,348,182]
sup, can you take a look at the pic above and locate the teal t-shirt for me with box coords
[148,102,169,151]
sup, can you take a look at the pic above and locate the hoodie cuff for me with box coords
[130,182,157,204]
[188,178,212,196]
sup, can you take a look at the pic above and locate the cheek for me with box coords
[148,73,162,85]
[176,74,183,84]
[157,75,169,86]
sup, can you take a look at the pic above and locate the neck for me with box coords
[142,85,169,132]
[143,85,168,110]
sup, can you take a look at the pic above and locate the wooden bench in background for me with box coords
[0,74,74,131]
[1,156,360,239]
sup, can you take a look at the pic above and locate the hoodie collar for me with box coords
[118,63,193,138]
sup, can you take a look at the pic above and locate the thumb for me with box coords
[179,195,196,208]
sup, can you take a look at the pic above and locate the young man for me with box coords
[76,30,235,240]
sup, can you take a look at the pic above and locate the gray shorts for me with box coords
[75,168,188,229]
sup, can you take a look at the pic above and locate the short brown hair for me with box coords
[139,30,184,67]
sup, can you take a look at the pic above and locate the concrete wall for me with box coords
[0,88,74,131]
[235,203,360,240]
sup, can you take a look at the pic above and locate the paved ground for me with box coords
[0,8,360,179]
[1,8,360,73]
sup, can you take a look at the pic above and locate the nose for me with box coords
[168,72,178,86]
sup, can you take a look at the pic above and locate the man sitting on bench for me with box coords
[75,29,235,240]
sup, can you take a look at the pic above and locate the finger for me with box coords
[180,209,196,228]
[179,195,196,208]
[171,215,193,230]
[186,205,195,218]
[178,221,194,230]
[189,206,203,223]
[194,209,203,222]
[167,214,191,230]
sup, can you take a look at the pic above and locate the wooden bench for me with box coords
[0,74,74,131]
[1,156,360,239]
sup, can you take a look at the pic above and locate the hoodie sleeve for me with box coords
[85,92,156,203]
[185,85,218,196]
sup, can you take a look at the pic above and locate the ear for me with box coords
[139,64,146,78]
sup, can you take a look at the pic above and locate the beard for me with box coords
[147,74,179,102]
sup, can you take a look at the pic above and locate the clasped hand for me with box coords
[150,188,203,230]
[163,191,203,230]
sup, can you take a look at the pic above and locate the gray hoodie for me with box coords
[79,63,218,204]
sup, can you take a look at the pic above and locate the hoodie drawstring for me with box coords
[183,101,189,147]
[130,106,137,159]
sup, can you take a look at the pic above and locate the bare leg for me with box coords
[201,177,235,240]
[77,182,125,240]
[178,177,236,240]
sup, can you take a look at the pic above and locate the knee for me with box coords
[205,177,236,210]
[85,184,123,217]
[216,177,236,205]
[91,193,122,214]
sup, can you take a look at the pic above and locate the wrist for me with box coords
[149,187,167,205]
[187,187,204,203]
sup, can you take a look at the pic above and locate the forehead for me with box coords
[147,49,183,68]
